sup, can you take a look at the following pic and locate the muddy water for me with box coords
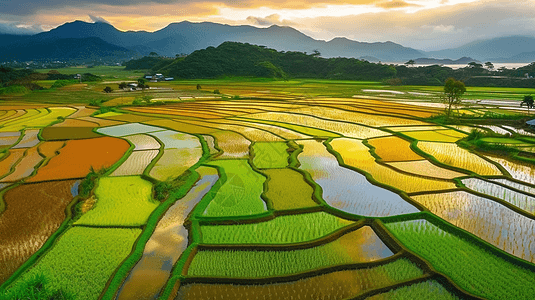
[115,166,219,300]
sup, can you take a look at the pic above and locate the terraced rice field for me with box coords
[2,95,535,300]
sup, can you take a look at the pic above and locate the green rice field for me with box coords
[1,76,535,300]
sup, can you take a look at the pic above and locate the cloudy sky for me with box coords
[1,0,534,50]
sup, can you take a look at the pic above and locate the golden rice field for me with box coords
[1,92,535,300]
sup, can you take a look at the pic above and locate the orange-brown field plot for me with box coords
[211,131,251,159]
[0,149,24,178]
[38,141,65,159]
[125,107,229,119]
[144,119,217,135]
[0,147,43,183]
[289,106,430,127]
[51,118,98,128]
[0,181,76,283]
[28,137,130,182]
[179,119,283,142]
[368,136,423,162]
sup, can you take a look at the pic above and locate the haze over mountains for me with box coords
[1,20,535,64]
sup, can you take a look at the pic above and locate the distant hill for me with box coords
[425,36,535,61]
[412,57,479,65]
[0,37,136,61]
[142,42,397,80]
[5,20,424,62]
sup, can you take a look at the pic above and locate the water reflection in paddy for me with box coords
[116,167,219,300]
[297,140,418,217]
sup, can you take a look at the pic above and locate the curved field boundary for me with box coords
[0,146,43,183]
[236,117,340,138]
[178,119,284,142]
[0,149,25,181]
[11,129,39,149]
[0,110,23,122]
[378,214,535,299]
[98,129,214,300]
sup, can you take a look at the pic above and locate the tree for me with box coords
[311,49,321,57]
[484,62,494,71]
[137,78,146,85]
[118,82,127,89]
[103,86,113,93]
[442,77,466,118]
[405,59,415,67]
[149,52,159,57]
[521,95,534,114]
[468,62,483,69]
[196,84,202,90]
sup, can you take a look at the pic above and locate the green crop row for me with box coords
[384,219,535,300]
[75,176,159,226]
[200,212,353,244]
[7,227,141,300]
[202,160,267,217]
[188,227,392,278]
[252,142,289,169]
[368,280,461,300]
[261,168,319,210]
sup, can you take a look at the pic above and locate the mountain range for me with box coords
[1,20,535,63]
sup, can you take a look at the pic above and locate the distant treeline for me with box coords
[124,42,535,88]
[0,67,101,92]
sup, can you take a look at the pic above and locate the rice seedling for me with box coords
[11,129,40,149]
[66,106,97,119]
[387,160,465,179]
[0,180,76,283]
[0,149,24,178]
[0,110,21,122]
[386,126,448,132]
[122,134,160,151]
[252,142,289,169]
[149,147,203,181]
[417,142,503,175]
[0,272,73,300]
[261,168,318,210]
[368,136,423,162]
[149,130,202,150]
[492,178,535,196]
[289,106,429,127]
[385,219,535,299]
[411,191,535,263]
[488,157,535,185]
[188,226,393,278]
[297,140,419,216]
[202,135,219,155]
[94,111,124,118]
[367,280,461,300]
[75,176,159,226]
[28,137,130,182]
[110,150,159,176]
[400,130,466,143]
[202,160,266,217]
[125,107,228,119]
[0,146,42,182]
[236,117,339,138]
[2,107,75,132]
[179,119,282,142]
[116,167,219,300]
[97,123,164,137]
[11,227,141,300]
[201,212,353,244]
[330,138,455,193]
[0,108,42,130]
[210,131,251,159]
[462,178,535,214]
[214,118,310,140]
[245,112,387,139]
[177,259,423,300]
